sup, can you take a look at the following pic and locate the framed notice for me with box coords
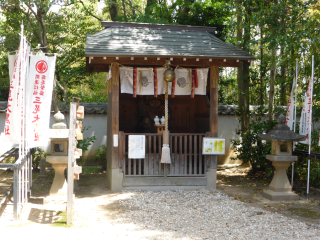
[128,135,146,159]
[202,138,225,155]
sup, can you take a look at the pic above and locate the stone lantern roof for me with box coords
[258,114,306,142]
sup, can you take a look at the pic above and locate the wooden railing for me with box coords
[119,132,206,176]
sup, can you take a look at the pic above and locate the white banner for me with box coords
[8,53,17,81]
[26,54,56,147]
[299,76,313,145]
[285,64,299,130]
[4,38,30,143]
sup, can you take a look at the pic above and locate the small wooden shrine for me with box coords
[85,21,255,191]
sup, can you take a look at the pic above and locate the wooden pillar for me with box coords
[106,63,123,191]
[208,66,219,169]
[209,66,219,137]
[106,63,119,170]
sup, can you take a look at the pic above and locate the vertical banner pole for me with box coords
[293,59,298,149]
[307,55,314,196]
[67,102,76,225]
[291,162,294,188]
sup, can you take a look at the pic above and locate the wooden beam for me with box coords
[209,66,219,137]
[87,57,241,70]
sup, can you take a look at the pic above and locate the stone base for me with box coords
[262,190,299,201]
[206,168,217,190]
[107,168,124,192]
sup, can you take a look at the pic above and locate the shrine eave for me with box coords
[85,56,246,72]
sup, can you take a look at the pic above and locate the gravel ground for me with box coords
[1,170,320,239]
[114,189,320,240]
[1,188,320,239]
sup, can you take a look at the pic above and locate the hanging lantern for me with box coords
[163,68,175,82]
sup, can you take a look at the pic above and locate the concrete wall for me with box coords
[217,116,241,165]
[1,112,240,166]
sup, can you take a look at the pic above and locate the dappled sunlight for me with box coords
[217,165,251,177]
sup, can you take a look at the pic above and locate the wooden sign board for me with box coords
[74,165,82,174]
[202,137,225,155]
[76,106,84,119]
[76,132,83,140]
[76,120,82,130]
[74,148,82,159]
[74,173,79,180]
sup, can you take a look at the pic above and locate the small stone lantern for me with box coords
[258,114,306,201]
[45,111,69,203]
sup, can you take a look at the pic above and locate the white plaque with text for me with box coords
[202,137,225,155]
[128,135,145,159]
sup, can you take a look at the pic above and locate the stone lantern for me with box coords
[258,114,306,201]
[45,111,69,203]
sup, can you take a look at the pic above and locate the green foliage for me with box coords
[0,0,104,104]
[82,166,100,174]
[0,77,9,101]
[294,156,320,186]
[32,147,48,170]
[93,145,107,170]
[77,126,97,154]
[219,74,238,105]
[68,72,108,103]
[294,125,320,152]
[231,114,277,173]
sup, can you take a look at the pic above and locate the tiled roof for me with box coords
[85,25,255,61]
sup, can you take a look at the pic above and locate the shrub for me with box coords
[94,145,107,171]
[77,126,97,154]
[294,155,320,186]
[230,116,277,173]
[32,147,47,169]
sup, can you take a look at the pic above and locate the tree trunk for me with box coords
[145,0,157,15]
[128,0,135,15]
[236,5,250,131]
[109,0,118,21]
[280,15,286,106]
[260,26,265,106]
[121,0,127,21]
[269,48,277,121]
[280,46,286,106]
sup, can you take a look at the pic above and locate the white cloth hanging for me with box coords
[174,68,192,95]
[119,67,208,96]
[194,68,209,95]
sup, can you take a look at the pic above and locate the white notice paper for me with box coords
[128,135,145,159]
